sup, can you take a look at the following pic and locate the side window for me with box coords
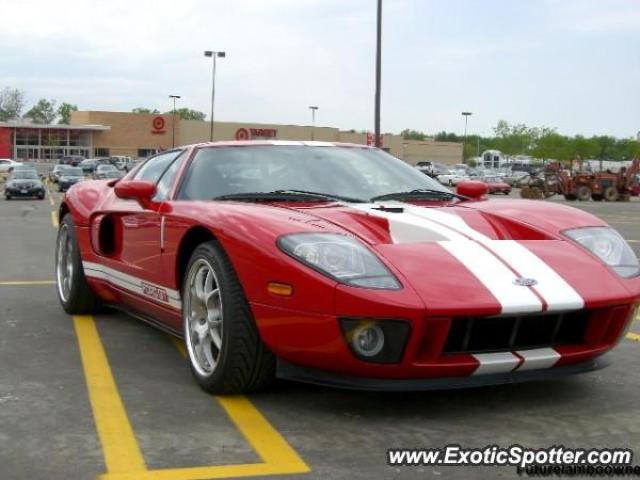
[134,150,182,183]
[154,152,185,201]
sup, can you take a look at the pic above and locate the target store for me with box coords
[0,110,463,165]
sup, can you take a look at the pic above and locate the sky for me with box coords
[0,0,638,138]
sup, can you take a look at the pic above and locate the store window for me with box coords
[137,148,157,158]
[94,148,110,157]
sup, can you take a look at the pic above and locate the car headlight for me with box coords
[564,226,639,278]
[277,233,401,289]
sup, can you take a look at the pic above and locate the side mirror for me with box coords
[456,180,488,199]
[114,180,156,209]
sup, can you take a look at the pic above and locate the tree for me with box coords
[57,102,78,124]
[132,107,160,114]
[164,108,206,121]
[434,131,460,142]
[401,129,427,141]
[24,98,57,124]
[0,87,26,121]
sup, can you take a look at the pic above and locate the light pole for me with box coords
[204,50,226,142]
[308,106,318,140]
[461,111,472,163]
[374,0,382,148]
[169,94,180,148]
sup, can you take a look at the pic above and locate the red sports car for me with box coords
[55,142,640,393]
[483,176,512,195]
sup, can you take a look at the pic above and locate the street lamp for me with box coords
[204,50,226,142]
[308,106,319,140]
[461,111,472,163]
[374,0,382,148]
[169,94,181,148]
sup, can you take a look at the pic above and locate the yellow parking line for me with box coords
[627,332,640,342]
[73,315,147,474]
[51,211,59,228]
[49,194,54,206]
[0,280,55,286]
[627,239,639,243]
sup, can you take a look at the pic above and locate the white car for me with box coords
[437,169,469,186]
[0,159,23,173]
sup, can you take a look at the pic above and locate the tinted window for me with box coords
[177,146,448,201]
[154,152,185,201]
[135,150,182,183]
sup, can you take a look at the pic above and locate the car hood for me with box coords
[283,199,637,315]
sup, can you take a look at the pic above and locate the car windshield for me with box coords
[64,168,83,176]
[98,165,116,171]
[178,146,451,202]
[12,171,38,179]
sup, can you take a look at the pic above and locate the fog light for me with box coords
[352,323,385,357]
[339,318,411,364]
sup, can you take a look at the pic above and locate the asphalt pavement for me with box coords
[1,183,639,480]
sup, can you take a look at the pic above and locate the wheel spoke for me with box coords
[210,327,222,350]
[201,332,216,369]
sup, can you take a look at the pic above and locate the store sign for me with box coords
[235,127,277,140]
[151,116,166,135]
[366,132,383,147]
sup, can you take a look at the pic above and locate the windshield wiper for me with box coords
[213,190,365,203]
[369,189,467,202]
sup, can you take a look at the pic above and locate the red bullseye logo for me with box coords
[152,116,165,131]
[235,128,250,140]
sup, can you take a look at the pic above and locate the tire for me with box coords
[182,241,275,394]
[576,186,591,201]
[38,193,45,200]
[520,186,531,198]
[617,193,631,202]
[5,195,10,201]
[55,214,102,314]
[603,186,618,202]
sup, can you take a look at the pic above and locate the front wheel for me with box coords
[55,214,101,314]
[182,241,275,394]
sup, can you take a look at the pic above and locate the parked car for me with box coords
[55,141,640,394]
[58,167,85,192]
[5,170,45,200]
[60,155,85,167]
[94,164,121,180]
[111,156,135,171]
[0,159,23,173]
[49,164,68,183]
[437,169,469,186]
[503,170,529,186]
[631,174,640,197]
[414,161,433,176]
[482,176,512,195]
[79,159,99,174]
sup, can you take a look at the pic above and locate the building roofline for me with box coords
[0,121,110,131]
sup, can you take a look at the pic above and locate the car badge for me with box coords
[513,277,538,287]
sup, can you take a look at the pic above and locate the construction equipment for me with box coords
[520,157,640,202]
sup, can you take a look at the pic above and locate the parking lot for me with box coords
[1,178,639,480]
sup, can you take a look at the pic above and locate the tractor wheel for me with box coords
[576,186,591,201]
[520,186,531,199]
[603,186,618,202]
[530,187,543,199]
[564,194,577,201]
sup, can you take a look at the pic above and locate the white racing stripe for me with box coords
[83,261,181,310]
[515,348,561,371]
[472,352,520,375]
[352,203,584,314]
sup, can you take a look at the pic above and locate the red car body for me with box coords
[58,142,640,390]
[483,177,512,195]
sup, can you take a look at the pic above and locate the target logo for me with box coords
[152,116,166,134]
[235,128,250,140]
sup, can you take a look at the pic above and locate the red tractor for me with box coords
[520,157,639,202]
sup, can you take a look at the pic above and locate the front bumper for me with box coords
[6,187,45,197]
[277,355,607,391]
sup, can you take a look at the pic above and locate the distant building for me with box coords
[0,111,463,165]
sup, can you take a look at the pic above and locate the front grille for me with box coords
[443,311,589,354]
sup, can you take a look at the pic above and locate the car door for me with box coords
[96,150,184,313]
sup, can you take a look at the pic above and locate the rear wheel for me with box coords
[603,186,618,202]
[576,185,591,201]
[55,214,101,314]
[182,241,275,394]
[5,194,10,201]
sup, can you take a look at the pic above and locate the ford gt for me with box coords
[55,141,640,393]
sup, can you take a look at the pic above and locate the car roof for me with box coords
[185,140,375,149]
